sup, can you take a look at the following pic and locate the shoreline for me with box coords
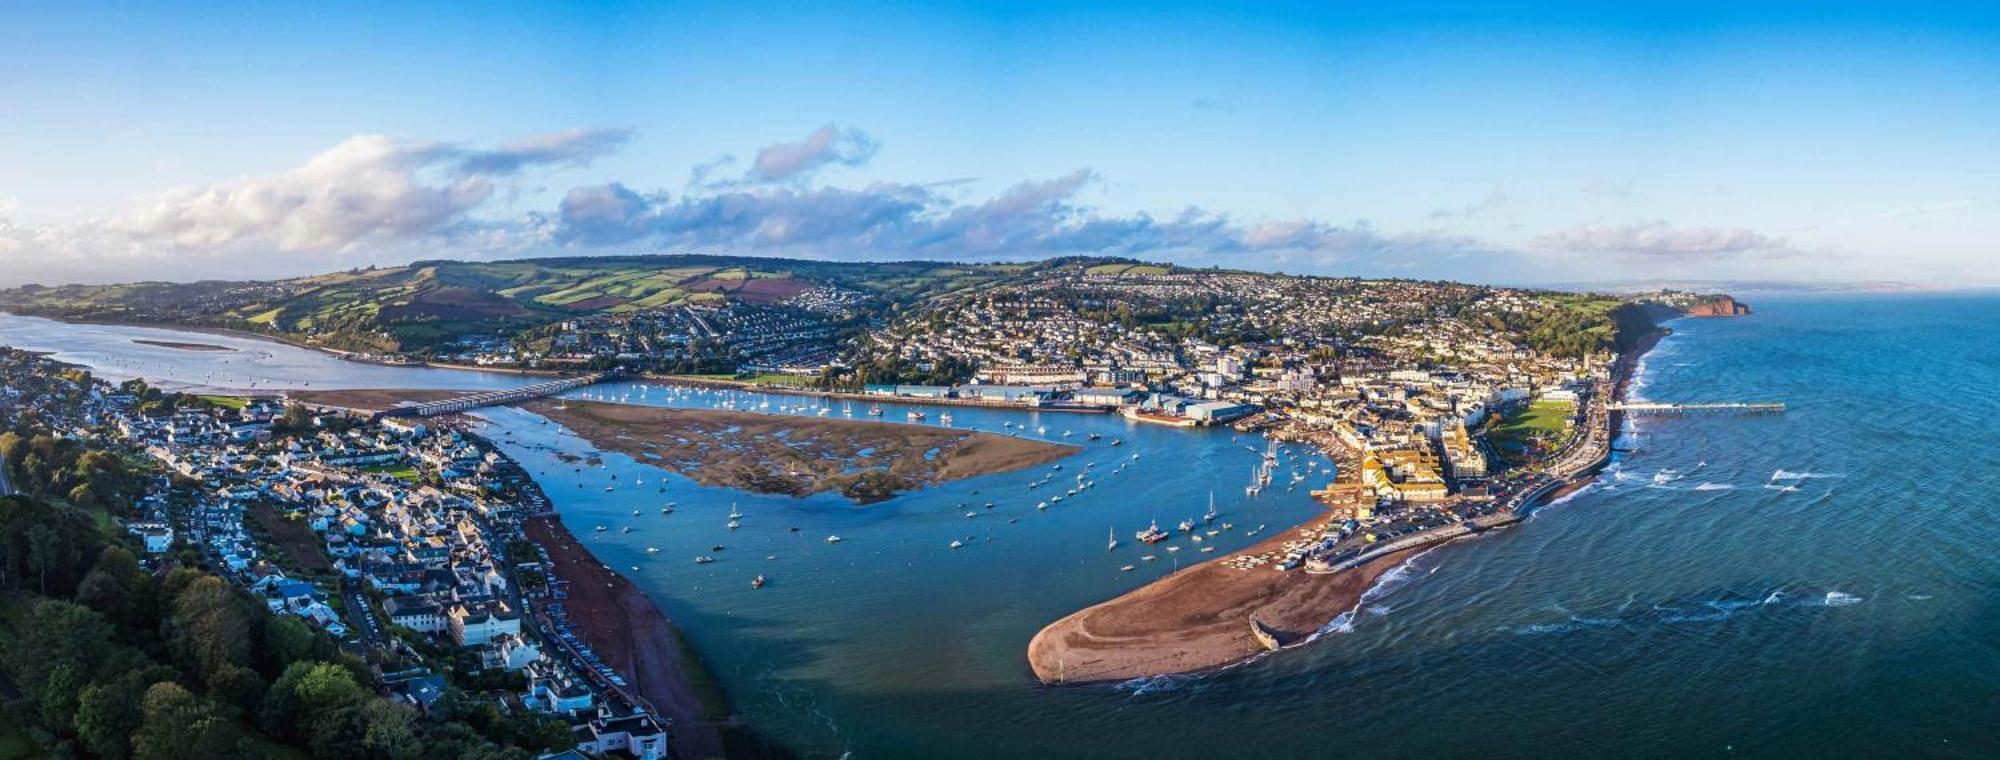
[1026,312,1675,685]
[647,374,1114,414]
[524,398,1080,501]
[522,513,736,759]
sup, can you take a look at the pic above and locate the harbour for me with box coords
[3,296,1995,757]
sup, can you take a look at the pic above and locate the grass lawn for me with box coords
[740,373,817,387]
[1489,400,1575,464]
[199,394,249,410]
[360,463,421,481]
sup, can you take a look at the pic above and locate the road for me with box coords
[343,582,388,649]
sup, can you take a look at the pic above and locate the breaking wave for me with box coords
[1692,482,1737,491]
[1511,585,1864,635]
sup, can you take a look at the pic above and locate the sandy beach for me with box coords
[524,514,732,759]
[1027,524,1417,684]
[524,399,1077,502]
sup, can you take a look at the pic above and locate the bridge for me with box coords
[1607,401,1785,414]
[387,372,615,417]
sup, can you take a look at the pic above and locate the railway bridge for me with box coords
[387,372,616,417]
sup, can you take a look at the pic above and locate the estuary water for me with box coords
[8,295,1997,758]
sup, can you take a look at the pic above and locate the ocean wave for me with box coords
[1652,469,1684,485]
[1763,484,1800,493]
[1692,482,1737,491]
[1308,546,1444,639]
[1513,585,1863,636]
[1115,674,1195,696]
[1771,469,1843,481]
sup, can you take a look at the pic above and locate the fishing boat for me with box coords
[594,525,607,532]
[1087,433,1102,441]
[949,539,964,549]
[867,405,884,416]
[1200,546,1216,553]
[1136,521,1169,543]
[1109,438,1122,446]
[825,535,842,544]
[1120,565,1135,572]
[1178,519,1196,533]
[621,526,633,533]
[645,546,660,554]
[1037,501,1049,510]
[751,575,766,589]
[907,409,927,421]
[693,556,715,564]
[727,519,741,530]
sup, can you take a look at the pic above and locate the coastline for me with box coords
[648,374,1114,414]
[1026,310,1676,685]
[523,513,736,759]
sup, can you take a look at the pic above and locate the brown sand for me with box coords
[525,515,728,759]
[1027,528,1417,684]
[525,399,1078,501]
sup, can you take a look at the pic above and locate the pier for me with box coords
[388,372,615,417]
[1607,401,1785,414]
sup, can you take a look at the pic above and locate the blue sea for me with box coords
[6,294,1996,758]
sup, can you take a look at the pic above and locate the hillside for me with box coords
[0,254,1077,353]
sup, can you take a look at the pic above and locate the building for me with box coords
[385,596,447,634]
[448,600,521,646]
[575,712,669,760]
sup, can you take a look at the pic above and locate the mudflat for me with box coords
[526,399,1077,502]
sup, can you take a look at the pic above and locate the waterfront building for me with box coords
[448,600,522,646]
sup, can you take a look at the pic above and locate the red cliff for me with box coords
[1683,295,1752,317]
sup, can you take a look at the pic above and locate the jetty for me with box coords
[1607,401,1784,414]
[387,372,616,417]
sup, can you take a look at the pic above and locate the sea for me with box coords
[2,293,1994,758]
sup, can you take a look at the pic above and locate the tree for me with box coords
[74,671,160,760]
[260,614,319,674]
[77,545,146,629]
[168,575,253,686]
[132,682,246,760]
[5,599,114,693]
[359,699,420,759]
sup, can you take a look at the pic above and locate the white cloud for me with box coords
[747,125,879,183]
[1531,221,1791,258]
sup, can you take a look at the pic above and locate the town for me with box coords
[0,348,674,759]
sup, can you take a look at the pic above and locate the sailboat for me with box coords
[728,503,744,520]
[1107,526,1119,551]
[1204,491,1218,523]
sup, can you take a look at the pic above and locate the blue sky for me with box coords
[2,1,1996,287]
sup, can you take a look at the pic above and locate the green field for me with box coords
[1489,399,1575,464]
[361,463,421,481]
[198,394,249,410]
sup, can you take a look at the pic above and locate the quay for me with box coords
[1606,401,1784,414]
[387,372,616,417]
